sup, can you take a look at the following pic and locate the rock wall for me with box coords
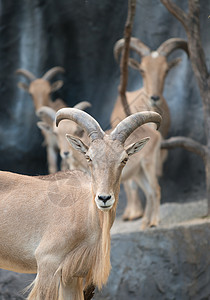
[97,219,210,300]
[0,0,209,198]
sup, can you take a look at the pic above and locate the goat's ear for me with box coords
[66,134,88,154]
[17,82,29,92]
[128,58,140,70]
[168,57,182,70]
[37,121,53,134]
[125,137,150,156]
[51,80,64,92]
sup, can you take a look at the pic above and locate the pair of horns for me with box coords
[15,66,65,81]
[36,101,92,123]
[56,108,161,144]
[114,37,189,61]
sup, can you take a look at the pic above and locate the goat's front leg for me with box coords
[135,162,160,230]
[61,157,69,171]
[59,277,84,300]
[27,266,60,300]
[122,180,144,221]
[46,146,58,174]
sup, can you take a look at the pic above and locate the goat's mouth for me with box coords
[95,196,115,211]
[98,204,113,211]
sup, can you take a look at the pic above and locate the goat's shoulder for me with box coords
[37,169,89,182]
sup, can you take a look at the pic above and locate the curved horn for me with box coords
[114,37,150,62]
[42,66,65,81]
[157,38,189,57]
[111,111,162,144]
[56,108,105,141]
[15,69,36,81]
[36,106,56,124]
[74,101,92,111]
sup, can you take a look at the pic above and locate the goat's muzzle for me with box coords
[95,194,115,211]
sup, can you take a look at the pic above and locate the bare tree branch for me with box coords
[161,136,207,161]
[187,0,209,90]
[118,0,136,116]
[161,0,210,216]
[160,0,188,31]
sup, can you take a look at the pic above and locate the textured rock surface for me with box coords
[97,218,210,300]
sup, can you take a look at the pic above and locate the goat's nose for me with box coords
[64,151,70,157]
[98,195,111,203]
[151,95,160,102]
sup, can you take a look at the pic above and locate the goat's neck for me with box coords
[85,184,120,289]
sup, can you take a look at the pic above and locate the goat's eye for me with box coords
[85,155,92,162]
[121,157,128,165]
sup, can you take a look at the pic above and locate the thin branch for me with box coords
[187,0,209,86]
[160,0,188,31]
[118,0,136,116]
[161,136,207,161]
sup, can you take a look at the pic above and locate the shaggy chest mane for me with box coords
[60,212,112,290]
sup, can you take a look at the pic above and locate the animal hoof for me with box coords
[122,212,143,222]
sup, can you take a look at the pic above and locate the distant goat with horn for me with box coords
[16,66,66,173]
[111,37,188,220]
[0,108,161,299]
[37,101,91,172]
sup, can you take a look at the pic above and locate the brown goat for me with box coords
[37,102,91,172]
[0,108,161,299]
[37,105,162,229]
[111,37,189,221]
[16,66,66,173]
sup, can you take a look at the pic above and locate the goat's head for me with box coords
[56,108,161,211]
[114,37,189,106]
[37,101,91,161]
[16,67,65,111]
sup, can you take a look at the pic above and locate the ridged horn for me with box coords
[111,111,162,144]
[114,37,150,62]
[56,108,105,141]
[42,67,65,81]
[74,101,92,111]
[36,106,56,124]
[15,69,36,81]
[157,38,189,57]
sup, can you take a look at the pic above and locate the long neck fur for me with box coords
[60,184,120,292]
[86,187,119,289]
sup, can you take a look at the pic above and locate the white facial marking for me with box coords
[95,194,115,211]
[151,51,159,58]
